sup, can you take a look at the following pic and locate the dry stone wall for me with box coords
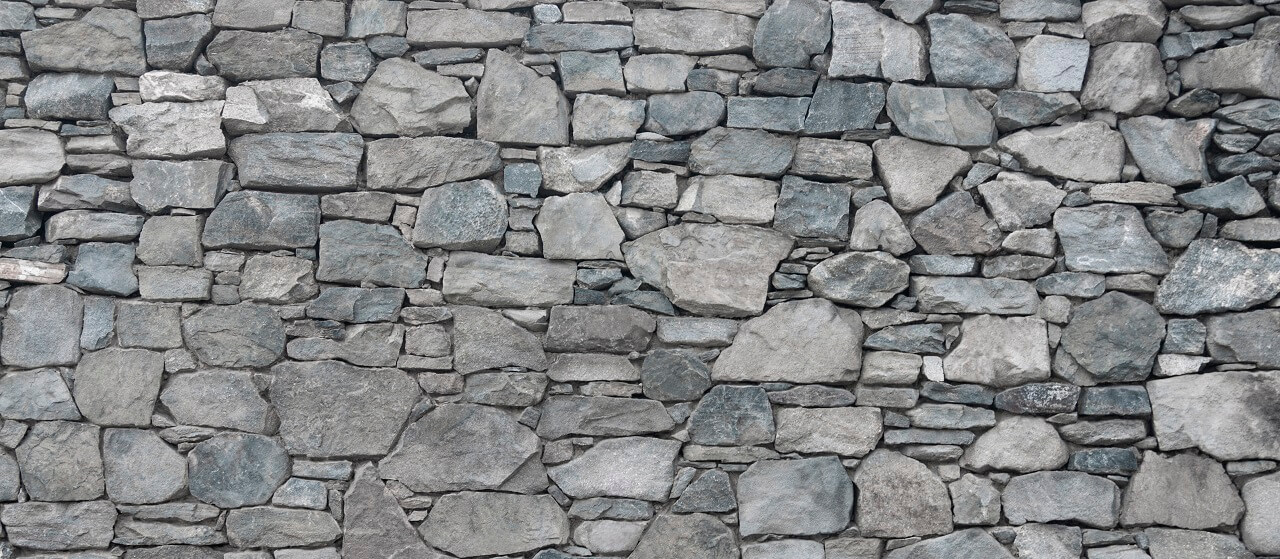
[0,0,1279,557]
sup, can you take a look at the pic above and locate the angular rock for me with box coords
[910,193,1003,256]
[574,94,646,142]
[1179,41,1280,99]
[443,252,576,307]
[523,23,634,53]
[229,133,363,192]
[854,450,953,538]
[109,101,225,159]
[774,407,882,457]
[963,416,1069,473]
[365,137,502,192]
[73,348,163,426]
[1081,42,1167,116]
[809,251,910,307]
[222,78,342,134]
[689,385,775,446]
[420,492,568,558]
[1242,473,1280,555]
[352,58,472,136]
[1003,471,1120,528]
[945,315,1050,386]
[727,96,811,133]
[240,254,318,304]
[25,72,115,120]
[995,383,1080,414]
[624,53,695,94]
[1206,310,1280,368]
[1178,176,1267,219]
[1062,292,1165,382]
[803,80,884,134]
[772,175,853,240]
[1119,116,1214,187]
[640,350,711,401]
[849,200,916,255]
[999,121,1125,182]
[412,180,507,251]
[406,9,528,47]
[739,457,854,536]
[16,421,104,501]
[271,360,418,458]
[205,29,322,81]
[1018,35,1089,92]
[2,285,82,368]
[886,529,1015,559]
[0,368,79,420]
[713,298,862,383]
[676,174,778,225]
[927,14,1016,88]
[752,0,829,68]
[131,159,232,214]
[188,433,289,508]
[632,9,754,54]
[537,192,625,259]
[202,190,318,249]
[1,501,116,551]
[380,404,544,493]
[545,304,654,353]
[537,396,675,439]
[1121,451,1244,530]
[144,14,215,71]
[160,370,274,433]
[645,92,725,136]
[20,8,146,75]
[1082,0,1166,44]
[477,49,570,146]
[829,2,928,81]
[1154,239,1280,315]
[225,507,342,549]
[886,83,995,147]
[0,185,41,240]
[182,303,285,368]
[1054,204,1170,274]
[1146,527,1255,559]
[212,0,293,29]
[317,220,429,288]
[874,136,970,213]
[549,437,679,501]
[343,464,448,559]
[103,428,187,505]
[1148,370,1280,461]
[687,127,796,178]
[537,142,632,194]
[950,474,1002,526]
[977,172,1066,231]
[40,175,134,213]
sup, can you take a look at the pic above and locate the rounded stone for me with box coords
[188,433,290,509]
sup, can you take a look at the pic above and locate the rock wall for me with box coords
[1,0,1280,557]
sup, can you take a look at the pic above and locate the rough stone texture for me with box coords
[1003,471,1121,528]
[854,450,953,538]
[713,298,863,383]
[1120,451,1245,530]
[380,403,543,493]
[270,360,418,458]
[1148,370,1280,461]
[352,58,472,137]
[419,492,569,557]
[1061,292,1165,382]
[738,456,854,536]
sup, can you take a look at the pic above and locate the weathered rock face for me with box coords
[1061,292,1165,382]
[352,58,472,137]
[380,403,545,493]
[1148,370,1280,461]
[739,456,854,536]
[944,315,1050,387]
[419,492,569,557]
[1155,239,1280,315]
[1120,451,1245,530]
[713,298,863,383]
[854,450,953,538]
[270,360,418,458]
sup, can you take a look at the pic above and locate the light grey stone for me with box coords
[1148,370,1280,461]
[1154,239,1280,315]
[910,192,1003,256]
[523,23,633,52]
[380,403,544,493]
[1207,309,1280,368]
[365,136,502,192]
[1054,203,1170,274]
[406,9,529,47]
[675,174,778,224]
[537,192,625,259]
[109,101,226,159]
[16,421,104,501]
[229,133,363,192]
[1177,176,1267,219]
[713,298,863,383]
[886,529,1015,559]
[645,92,724,136]
[549,437,679,501]
[225,507,342,549]
[1242,473,1280,555]
[66,242,136,297]
[537,396,675,439]
[739,457,853,536]
[317,220,429,287]
[0,501,116,551]
[161,370,274,433]
[73,348,163,426]
[874,136,970,213]
[752,0,830,68]
[144,14,216,71]
[774,407,882,457]
[1121,451,1244,530]
[20,8,146,75]
[1146,527,1255,559]
[103,428,186,504]
[443,252,576,307]
[1119,116,1214,187]
[240,254,318,304]
[0,129,64,187]
[978,172,1066,231]
[632,9,754,54]
[205,29,322,81]
[829,2,928,81]
[222,78,343,134]
[560,51,626,95]
[950,474,1002,526]
[537,142,632,194]
[963,416,1069,473]
[477,48,570,146]
[945,315,1050,386]
[202,190,318,250]
[0,369,79,421]
[1082,0,1166,44]
[809,251,910,307]
[573,94,646,143]
[886,83,995,147]
[849,200,916,255]
[998,121,1126,182]
[1018,35,1090,92]
[1003,471,1120,528]
[131,159,233,214]
[927,13,1016,88]
[630,513,737,559]
[38,175,133,213]
[343,464,449,559]
[854,450,953,538]
[687,126,796,178]
[1062,292,1165,382]
[1178,40,1280,99]
[2,285,83,368]
[352,58,472,137]
[412,179,507,251]
[419,492,569,558]
[1081,42,1167,116]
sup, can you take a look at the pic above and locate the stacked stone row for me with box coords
[0,0,1279,557]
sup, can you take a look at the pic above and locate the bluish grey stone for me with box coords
[318,220,430,288]
[144,14,215,71]
[16,420,104,501]
[382,403,544,492]
[1062,292,1165,382]
[206,29,322,80]
[1177,176,1267,218]
[739,457,853,536]
[645,92,724,136]
[229,133,363,192]
[672,469,736,513]
[886,83,996,147]
[477,48,570,146]
[20,8,146,75]
[182,303,286,368]
[641,349,712,401]
[202,190,318,250]
[854,450,953,537]
[689,385,775,446]
[320,42,374,82]
[1054,204,1170,275]
[0,368,80,421]
[773,175,852,240]
[0,186,41,241]
[886,529,1014,559]
[412,179,507,251]
[688,127,796,178]
[752,0,830,68]
[727,96,811,133]
[523,23,633,52]
[804,79,885,134]
[188,433,290,509]
[1,285,83,368]
[927,13,1016,88]
[24,72,114,120]
[68,242,138,296]
[1155,239,1280,315]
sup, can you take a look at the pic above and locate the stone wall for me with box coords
[1,0,1279,557]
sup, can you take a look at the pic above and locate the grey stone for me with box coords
[911,192,1003,256]
[523,23,633,52]
[689,385,775,446]
[1177,176,1267,218]
[202,191,319,250]
[549,437,679,501]
[0,368,79,420]
[1121,451,1244,530]
[537,192,625,259]
[854,450,953,538]
[1082,0,1165,43]
[1001,121,1124,182]
[222,78,343,134]
[306,287,404,324]
[229,133,363,192]
[20,8,146,75]
[1119,116,1214,187]
[287,321,403,366]
[240,254,318,304]
[632,8,754,54]
[206,29,322,81]
[320,43,374,82]
[537,396,675,439]
[451,305,547,374]
[1215,99,1280,133]
[887,84,993,147]
[1063,292,1165,382]
[927,13,1016,88]
[963,416,1069,473]
[110,101,226,159]
[1004,471,1120,528]
[675,174,778,224]
[365,136,501,193]
[461,372,546,407]
[183,303,286,368]
[352,58,471,137]
[645,92,724,136]
[0,449,16,501]
[477,48,570,146]
[68,242,137,296]
[1155,239,1280,315]
[625,223,792,317]
[0,130,64,187]
[411,180,507,251]
[16,421,104,501]
[752,0,830,68]
[1081,42,1167,115]
[945,315,1050,386]
[380,403,543,493]
[144,14,215,71]
[1054,204,1170,274]
[131,159,233,214]
[0,501,116,551]
[727,96,811,133]
[321,191,397,222]
[913,276,1041,314]
[406,9,528,47]
[0,0,36,31]
[995,383,1080,414]
[25,73,114,120]
[160,370,274,433]
[0,186,40,240]
[624,53,695,93]
[829,2,928,81]
[688,126,796,178]
[809,251,910,307]
[713,298,862,383]
[73,348,163,426]
[630,513,736,559]
[1070,448,1140,475]
[803,80,883,135]
[346,0,406,37]
[317,220,429,287]
[103,428,186,505]
[849,200,917,255]
[739,457,853,536]
[114,301,181,350]
[1018,35,1090,92]
[672,469,736,513]
[993,90,1082,131]
[1178,40,1280,99]
[774,407,882,457]
[886,528,1016,559]
[420,492,568,558]
[1242,473,1280,555]
[773,175,852,240]
[559,51,626,95]
[118,265,205,300]
[874,136,970,213]
[640,350,711,401]
[225,507,342,549]
[343,464,447,559]
[573,94,646,143]
[2,285,82,368]
[1148,370,1280,461]
[537,142,632,193]
[188,433,289,509]
[978,172,1066,231]
[212,0,292,29]
[45,211,145,243]
[1146,528,1255,559]
[950,474,1002,526]
[1207,310,1280,368]
[443,252,576,307]
[271,360,417,458]
[40,175,134,213]
[545,304,654,353]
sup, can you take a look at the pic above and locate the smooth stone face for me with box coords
[406,9,529,47]
[927,13,1016,88]
[1018,35,1089,92]
[548,436,680,501]
[738,457,854,536]
[73,348,163,426]
[997,121,1126,183]
[352,58,472,136]
[16,421,105,501]
[874,136,970,213]
[202,191,319,250]
[537,192,626,259]
[1147,370,1280,461]
[103,428,187,504]
[713,298,863,383]
[1061,292,1165,382]
[1120,451,1244,530]
[188,433,289,508]
[1,285,83,368]
[962,416,1069,473]
[1155,239,1280,315]
[419,492,569,558]
[944,315,1050,387]
[365,136,502,192]
[630,513,737,559]
[225,507,342,549]
[752,0,830,68]
[412,179,507,251]
[443,252,576,308]
[476,48,570,146]
[0,368,80,420]
[1242,473,1280,555]
[885,529,1015,559]
[25,72,115,120]
[886,83,996,147]
[343,464,446,559]
[537,396,675,439]
[317,220,430,288]
[160,370,275,433]
[774,407,882,457]
[1081,42,1168,116]
[1,501,117,551]
[380,403,544,493]
[854,450,953,538]
[20,8,146,75]
[183,303,286,368]
[1003,471,1120,528]
[1054,204,1170,275]
[270,360,418,458]
[625,223,793,317]
[109,101,226,159]
[808,251,910,307]
[545,305,655,354]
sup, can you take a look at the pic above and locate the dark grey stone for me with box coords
[1069,448,1139,475]
[229,133,363,192]
[688,127,796,178]
[672,469,736,513]
[317,220,430,288]
[202,190,319,250]
[206,29,322,80]
[20,8,146,75]
[645,92,725,136]
[182,303,286,368]
[1079,386,1152,417]
[1,285,82,368]
[1061,292,1165,382]
[188,433,290,509]
[412,179,507,251]
[641,349,712,401]
[752,0,830,68]
[804,79,885,134]
[24,72,114,120]
[68,242,138,296]
[1155,239,1280,315]
[689,385,775,446]
[994,383,1080,414]
[0,186,41,241]
[144,14,214,71]
[927,13,1016,88]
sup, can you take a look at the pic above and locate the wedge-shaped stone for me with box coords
[1,500,117,551]
[271,360,418,458]
[229,133,363,192]
[420,492,569,558]
[829,2,927,81]
[365,137,501,192]
[476,49,570,146]
[538,396,675,439]
[538,143,632,194]
[854,450,952,538]
[1121,451,1244,530]
[886,529,1014,559]
[226,507,341,549]
[110,101,226,159]
[1119,116,1214,187]
[344,464,450,559]
[381,404,544,493]
[0,368,79,420]
[630,513,737,559]
[160,370,275,433]
[713,298,863,383]
[945,315,1050,387]
[1155,239,1280,315]
[221,78,342,134]
[997,121,1126,183]
[886,84,995,147]
[688,127,796,177]
[352,59,472,137]
[633,9,754,54]
[1179,40,1280,99]
[625,223,793,317]
[549,437,679,501]
[202,191,319,250]
[1054,203,1170,275]
[910,192,1003,256]
[1148,370,1280,461]
[205,29,322,81]
[443,252,576,307]
[977,172,1065,231]
[20,8,146,75]
[874,136,970,213]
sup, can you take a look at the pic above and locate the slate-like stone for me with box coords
[381,403,544,493]
[574,94,646,142]
[687,127,796,178]
[25,72,115,120]
[886,83,995,147]
[1003,471,1121,529]
[352,58,472,136]
[672,470,736,513]
[1155,239,1280,315]
[809,251,910,307]
[632,9,754,54]
[739,457,853,536]
[713,298,863,383]
[1054,203,1170,275]
[73,348,163,426]
[537,396,675,439]
[644,91,724,136]
[412,179,507,251]
[625,223,792,317]
[773,175,853,240]
[848,199,917,255]
[229,133,363,192]
[1206,309,1280,368]
[549,436,679,501]
[365,137,502,192]
[271,360,417,458]
[406,9,529,47]
[443,252,576,307]
[183,303,286,368]
[545,304,654,353]
[206,29,322,81]
[0,368,80,420]
[477,48,570,146]
[1081,0,1165,43]
[1121,451,1244,530]
[1081,42,1167,115]
[160,370,274,433]
[927,13,1016,88]
[1119,116,1214,187]
[854,450,953,538]
[1,501,117,551]
[885,529,1015,559]
[0,185,41,240]
[994,383,1080,414]
[317,220,430,288]
[630,513,737,559]
[103,428,187,505]
[752,0,829,68]
[1148,370,1280,461]
[963,416,1069,473]
[16,421,105,501]
[343,464,449,559]
[132,159,232,214]
[188,433,289,508]
[40,174,134,213]
[420,492,569,558]
[874,136,970,213]
[110,101,226,159]
[20,8,146,75]
[225,507,342,549]
[523,23,634,52]
[202,190,319,250]
[997,121,1126,183]
[945,315,1050,387]
[639,350,712,401]
[689,385,775,446]
[2,285,83,368]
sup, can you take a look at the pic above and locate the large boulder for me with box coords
[853,450,953,538]
[1120,451,1245,530]
[1155,239,1280,315]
